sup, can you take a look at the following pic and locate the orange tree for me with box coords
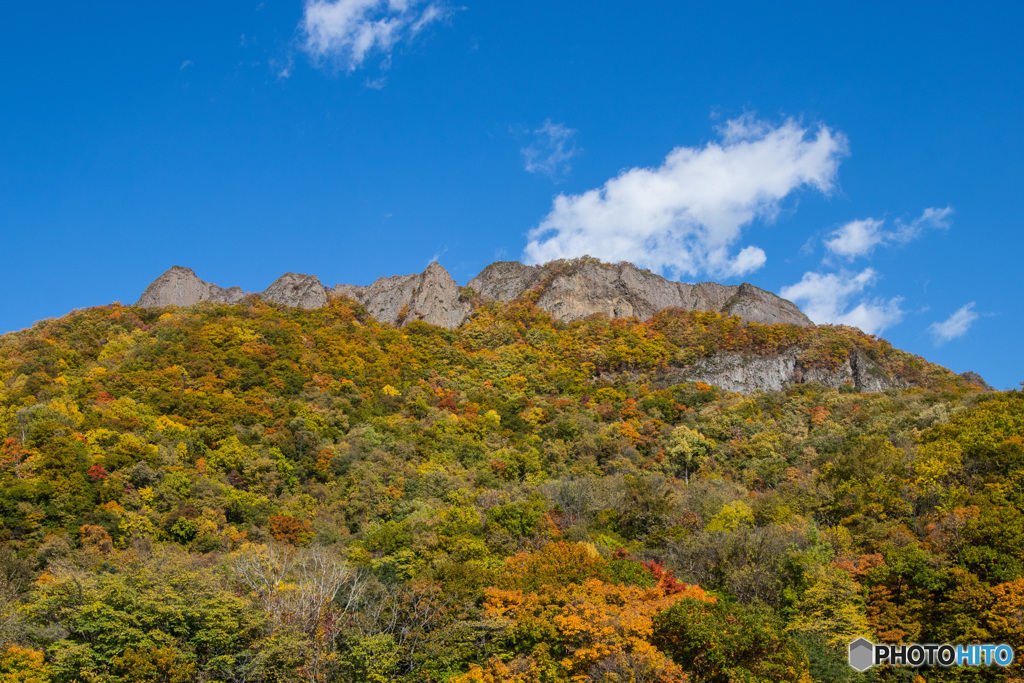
[453,541,712,683]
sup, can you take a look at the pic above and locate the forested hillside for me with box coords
[1,296,1021,682]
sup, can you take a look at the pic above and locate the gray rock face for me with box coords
[468,260,811,326]
[138,260,810,328]
[467,261,545,301]
[136,266,244,308]
[329,262,470,328]
[668,348,903,394]
[672,349,802,394]
[261,273,328,310]
[721,283,810,327]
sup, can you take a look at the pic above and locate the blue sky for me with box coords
[1,2,1022,388]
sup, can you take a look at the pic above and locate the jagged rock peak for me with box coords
[468,259,811,326]
[722,282,810,327]
[136,258,811,329]
[262,273,327,310]
[959,371,994,391]
[136,266,244,308]
[329,261,469,328]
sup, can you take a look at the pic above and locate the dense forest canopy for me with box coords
[0,295,1021,682]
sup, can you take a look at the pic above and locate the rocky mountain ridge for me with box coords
[136,259,811,329]
[132,261,991,394]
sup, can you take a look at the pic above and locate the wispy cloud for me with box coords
[271,54,295,79]
[522,114,848,278]
[824,218,886,259]
[522,120,578,177]
[180,60,194,70]
[928,302,978,344]
[790,205,955,335]
[893,206,953,243]
[300,0,450,73]
[428,246,448,265]
[780,268,904,335]
[825,207,952,260]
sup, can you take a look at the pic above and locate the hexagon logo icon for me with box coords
[848,638,874,672]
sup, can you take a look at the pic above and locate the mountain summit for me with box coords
[136,258,811,329]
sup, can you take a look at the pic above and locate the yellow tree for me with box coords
[0,645,51,683]
[786,564,869,648]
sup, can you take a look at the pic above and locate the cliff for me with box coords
[329,262,470,328]
[136,266,245,308]
[137,259,809,328]
[467,260,811,326]
[665,348,901,394]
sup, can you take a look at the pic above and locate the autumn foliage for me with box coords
[0,294,1014,681]
[456,542,713,683]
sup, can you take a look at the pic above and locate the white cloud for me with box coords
[824,207,953,260]
[522,115,848,278]
[928,302,978,343]
[522,120,578,177]
[824,218,886,259]
[300,0,449,72]
[893,205,953,243]
[725,245,768,277]
[781,268,904,335]
[804,205,954,335]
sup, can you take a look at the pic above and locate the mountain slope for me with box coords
[0,294,1018,683]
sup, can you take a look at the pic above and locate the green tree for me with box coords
[652,598,812,683]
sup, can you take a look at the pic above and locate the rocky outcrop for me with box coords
[329,262,470,328]
[262,273,327,310]
[666,348,903,394]
[137,259,810,328]
[134,261,936,395]
[959,371,994,391]
[467,261,545,301]
[721,283,810,327]
[468,260,811,326]
[136,266,245,308]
